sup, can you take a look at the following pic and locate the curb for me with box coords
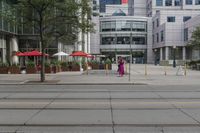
[0,82,147,85]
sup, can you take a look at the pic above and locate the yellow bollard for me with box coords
[106,64,108,75]
[145,64,147,76]
[125,63,128,74]
[86,63,88,75]
[184,63,187,76]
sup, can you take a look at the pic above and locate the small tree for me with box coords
[188,26,200,59]
[1,0,93,82]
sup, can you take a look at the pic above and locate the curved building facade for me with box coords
[99,16,153,63]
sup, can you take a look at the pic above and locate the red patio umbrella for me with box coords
[69,51,89,57]
[23,50,48,56]
[15,51,25,56]
[86,54,94,58]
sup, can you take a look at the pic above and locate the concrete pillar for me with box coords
[3,37,6,63]
[165,46,169,60]
[182,47,186,60]
[0,36,6,63]
[10,37,19,64]
[160,48,163,61]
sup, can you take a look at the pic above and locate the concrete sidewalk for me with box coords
[0,64,199,85]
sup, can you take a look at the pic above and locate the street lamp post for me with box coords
[173,45,176,68]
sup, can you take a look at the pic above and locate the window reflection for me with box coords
[101,35,116,45]
[101,21,146,32]
[101,35,146,45]
[117,35,130,44]
[132,36,146,45]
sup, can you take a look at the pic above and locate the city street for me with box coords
[1,84,200,132]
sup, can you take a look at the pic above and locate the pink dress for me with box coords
[119,61,124,76]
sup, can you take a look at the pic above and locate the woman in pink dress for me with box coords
[118,57,124,77]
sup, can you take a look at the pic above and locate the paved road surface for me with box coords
[1,85,200,132]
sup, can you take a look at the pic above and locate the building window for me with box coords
[152,21,155,29]
[183,16,191,22]
[156,18,159,27]
[175,0,181,6]
[153,35,155,44]
[165,0,172,6]
[156,33,159,43]
[195,0,200,5]
[101,35,116,45]
[184,28,188,41]
[156,0,163,6]
[186,0,192,5]
[101,21,115,32]
[161,30,164,42]
[117,35,130,44]
[167,16,175,22]
[132,22,146,32]
[132,36,146,45]
[93,0,97,4]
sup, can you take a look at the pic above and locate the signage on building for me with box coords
[122,0,128,4]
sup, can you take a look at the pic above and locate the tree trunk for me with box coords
[40,45,45,82]
[39,14,45,82]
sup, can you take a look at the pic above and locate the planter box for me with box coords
[61,66,69,71]
[91,64,99,70]
[0,67,9,74]
[45,66,52,73]
[72,65,80,71]
[52,66,61,73]
[10,66,20,74]
[26,67,37,74]
[105,64,112,70]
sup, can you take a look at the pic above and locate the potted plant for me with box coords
[45,62,52,73]
[105,58,112,70]
[91,60,99,70]
[61,62,69,71]
[51,60,61,73]
[9,63,20,74]
[0,62,9,74]
[81,59,87,71]
[26,61,37,74]
[71,61,80,71]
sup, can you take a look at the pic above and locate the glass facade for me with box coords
[183,16,191,22]
[156,0,163,6]
[165,0,172,6]
[101,34,146,45]
[175,0,181,6]
[167,16,176,22]
[186,0,193,5]
[101,21,147,32]
[195,0,200,5]
[0,0,17,34]
[100,0,121,12]
[0,0,38,35]
[100,20,147,45]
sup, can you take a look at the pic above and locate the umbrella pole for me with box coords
[80,57,82,72]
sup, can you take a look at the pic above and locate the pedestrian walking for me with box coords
[118,57,124,77]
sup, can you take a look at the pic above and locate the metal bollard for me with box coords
[125,63,128,74]
[164,65,167,76]
[86,63,88,75]
[106,64,108,75]
[184,63,187,76]
[145,64,147,76]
